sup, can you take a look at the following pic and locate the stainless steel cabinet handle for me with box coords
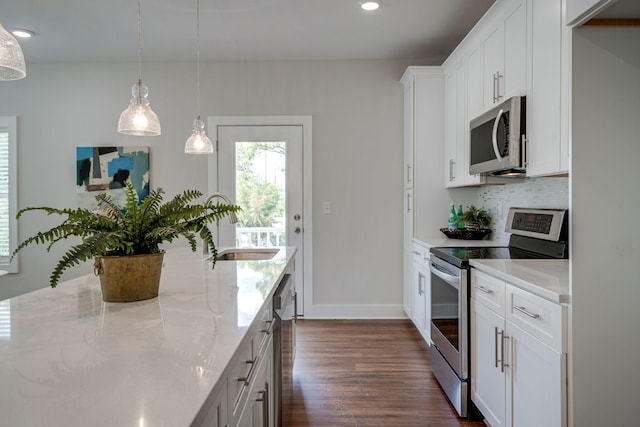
[407,192,412,213]
[496,72,503,101]
[256,383,269,427]
[493,72,498,103]
[407,164,412,184]
[237,356,258,386]
[495,328,507,372]
[522,135,528,167]
[514,305,540,319]
[494,327,500,368]
[418,273,424,296]
[475,285,494,295]
[501,333,509,372]
[293,291,298,324]
[449,159,456,181]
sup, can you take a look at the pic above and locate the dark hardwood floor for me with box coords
[287,319,485,427]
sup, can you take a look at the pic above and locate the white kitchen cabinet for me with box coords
[444,59,484,188]
[507,322,566,427]
[526,0,570,177]
[236,340,274,427]
[481,0,527,110]
[403,188,414,318]
[401,67,444,319]
[470,269,568,427]
[566,0,615,26]
[199,384,229,427]
[471,270,508,427]
[411,241,431,343]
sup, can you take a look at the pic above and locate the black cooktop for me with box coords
[430,234,568,268]
[430,245,552,268]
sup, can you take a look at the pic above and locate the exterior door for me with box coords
[214,123,305,314]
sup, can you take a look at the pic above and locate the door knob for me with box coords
[294,227,302,234]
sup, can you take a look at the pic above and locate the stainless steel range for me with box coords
[428,207,568,418]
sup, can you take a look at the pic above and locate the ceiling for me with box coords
[3,0,496,64]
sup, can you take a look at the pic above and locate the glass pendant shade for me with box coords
[185,116,213,154]
[118,79,161,136]
[0,24,26,81]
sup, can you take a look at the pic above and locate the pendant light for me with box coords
[185,0,213,154]
[0,24,26,81]
[118,0,161,136]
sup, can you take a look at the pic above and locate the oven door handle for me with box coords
[430,263,460,290]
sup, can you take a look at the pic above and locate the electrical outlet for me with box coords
[497,200,503,218]
[322,201,332,215]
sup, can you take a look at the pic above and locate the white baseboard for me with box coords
[302,303,407,319]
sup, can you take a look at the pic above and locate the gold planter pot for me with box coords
[93,252,165,302]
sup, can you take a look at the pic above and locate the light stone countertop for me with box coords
[413,234,508,249]
[0,245,296,427]
[470,259,570,304]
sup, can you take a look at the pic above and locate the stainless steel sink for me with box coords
[208,248,279,261]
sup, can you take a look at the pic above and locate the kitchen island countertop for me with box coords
[0,245,296,427]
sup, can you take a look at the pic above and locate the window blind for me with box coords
[0,129,9,258]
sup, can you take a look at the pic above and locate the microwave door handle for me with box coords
[492,109,504,161]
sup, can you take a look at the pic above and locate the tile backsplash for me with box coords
[476,177,569,242]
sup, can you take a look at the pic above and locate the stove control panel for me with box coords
[505,208,567,242]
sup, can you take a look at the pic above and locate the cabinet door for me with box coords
[507,323,567,427]
[471,298,507,427]
[482,25,504,109]
[526,0,568,177]
[503,0,527,99]
[236,345,273,427]
[198,384,229,427]
[467,44,484,122]
[412,258,429,340]
[444,68,458,187]
[403,80,414,189]
[482,0,526,109]
[403,246,413,317]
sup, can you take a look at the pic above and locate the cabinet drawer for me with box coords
[412,241,430,267]
[506,284,566,352]
[471,269,506,315]
[228,339,256,421]
[252,301,274,357]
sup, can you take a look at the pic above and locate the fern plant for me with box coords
[460,205,492,229]
[12,182,240,288]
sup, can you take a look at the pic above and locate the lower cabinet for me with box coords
[197,299,275,427]
[471,269,567,427]
[236,340,274,427]
[411,241,431,343]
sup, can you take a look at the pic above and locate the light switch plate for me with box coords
[322,201,332,215]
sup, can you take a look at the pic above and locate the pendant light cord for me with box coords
[196,0,201,117]
[137,0,142,83]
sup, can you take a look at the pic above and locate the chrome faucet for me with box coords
[203,192,238,256]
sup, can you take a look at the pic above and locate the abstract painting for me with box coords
[76,146,150,210]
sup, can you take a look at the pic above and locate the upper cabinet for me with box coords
[566,0,616,26]
[526,0,570,177]
[481,0,527,111]
[441,0,570,186]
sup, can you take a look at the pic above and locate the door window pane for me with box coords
[235,141,286,248]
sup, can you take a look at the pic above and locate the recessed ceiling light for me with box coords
[360,1,381,11]
[11,29,34,38]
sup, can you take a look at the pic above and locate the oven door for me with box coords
[429,255,468,380]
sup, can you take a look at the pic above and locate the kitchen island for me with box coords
[0,246,296,427]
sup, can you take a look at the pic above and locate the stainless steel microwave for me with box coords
[469,96,526,176]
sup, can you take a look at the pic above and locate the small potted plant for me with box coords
[460,205,492,230]
[11,182,240,302]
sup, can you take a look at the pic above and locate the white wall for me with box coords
[571,27,640,425]
[0,59,416,307]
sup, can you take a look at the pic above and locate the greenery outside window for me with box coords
[0,117,18,273]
